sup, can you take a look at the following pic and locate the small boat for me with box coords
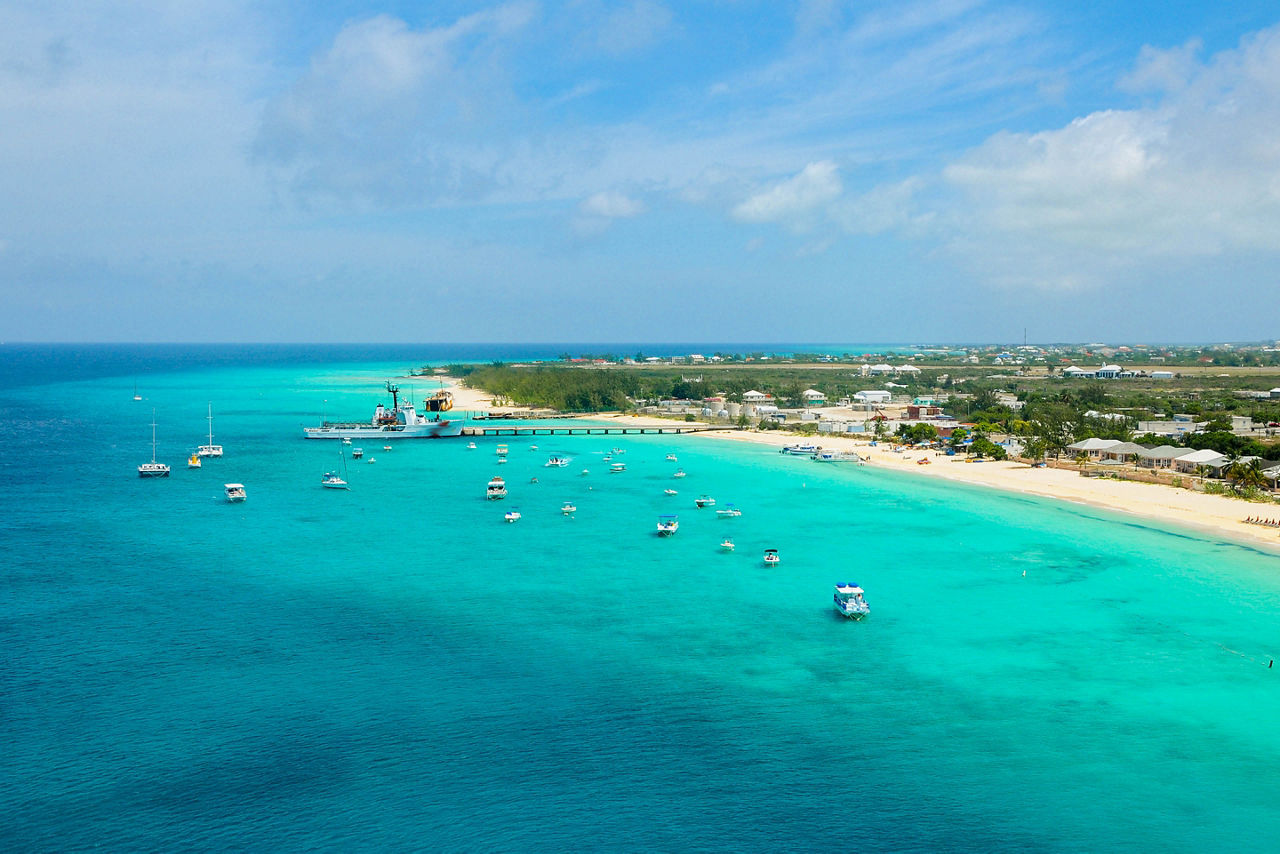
[529,476,539,484]
[610,462,626,473]
[716,504,742,518]
[834,583,870,619]
[581,468,590,476]
[781,443,820,456]
[496,444,509,456]
[545,455,570,467]
[132,383,142,401]
[562,502,576,514]
[367,457,376,464]
[530,445,538,451]
[611,447,625,455]
[197,403,223,458]
[695,495,716,508]
[656,514,679,536]
[504,510,521,523]
[342,437,352,445]
[187,452,201,469]
[486,476,507,499]
[497,456,508,465]
[763,548,780,567]
[383,445,392,451]
[672,469,686,479]
[321,471,348,489]
[224,483,247,503]
[720,538,735,551]
[812,449,864,463]
[665,453,677,462]
[467,442,477,449]
[664,488,678,496]
[352,447,364,459]
[602,454,612,462]
[138,413,170,478]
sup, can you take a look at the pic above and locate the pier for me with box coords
[461,425,737,437]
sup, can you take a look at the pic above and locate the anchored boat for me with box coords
[303,382,464,440]
[834,583,870,619]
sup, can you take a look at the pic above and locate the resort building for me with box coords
[1066,438,1123,460]
[1137,446,1197,469]
[1172,449,1229,475]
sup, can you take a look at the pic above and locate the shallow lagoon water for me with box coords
[3,350,1279,851]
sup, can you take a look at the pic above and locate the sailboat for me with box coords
[322,445,349,489]
[138,411,170,478]
[132,383,142,401]
[197,403,223,457]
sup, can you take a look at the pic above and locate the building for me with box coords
[852,390,892,405]
[801,389,827,406]
[1172,449,1228,475]
[1137,446,1197,469]
[1066,438,1123,460]
[742,390,771,404]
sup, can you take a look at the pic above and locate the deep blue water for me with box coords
[3,345,1280,851]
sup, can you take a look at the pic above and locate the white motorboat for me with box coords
[321,471,348,489]
[695,495,716,508]
[781,443,820,455]
[138,412,169,478]
[716,504,742,518]
[224,483,247,503]
[351,447,364,459]
[467,442,477,449]
[834,583,871,619]
[303,382,465,440]
[497,457,508,465]
[382,445,392,451]
[581,468,590,476]
[496,444,509,456]
[342,437,352,445]
[763,548,780,567]
[672,469,686,479]
[656,514,679,536]
[664,488,678,496]
[504,509,521,523]
[665,453,677,462]
[720,538,735,551]
[812,449,865,463]
[545,455,570,467]
[486,476,508,499]
[530,445,538,451]
[197,403,223,458]
[562,502,577,514]
[610,462,626,473]
[187,452,201,469]
[611,447,625,455]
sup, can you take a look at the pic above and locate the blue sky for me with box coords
[3,0,1280,344]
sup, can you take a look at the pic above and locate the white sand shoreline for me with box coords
[438,377,1280,555]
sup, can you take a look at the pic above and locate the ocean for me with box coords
[2,344,1279,851]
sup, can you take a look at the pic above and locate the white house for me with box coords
[801,389,827,405]
[896,364,921,375]
[1138,446,1197,469]
[1173,448,1229,474]
[868,363,895,375]
[742,390,769,403]
[1066,437,1123,459]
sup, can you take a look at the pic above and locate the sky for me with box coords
[2,0,1280,345]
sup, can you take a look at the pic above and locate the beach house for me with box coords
[1066,437,1123,460]
[801,389,827,406]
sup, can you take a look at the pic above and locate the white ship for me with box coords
[303,382,465,440]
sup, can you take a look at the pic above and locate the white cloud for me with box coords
[732,161,843,224]
[580,191,646,218]
[932,23,1280,288]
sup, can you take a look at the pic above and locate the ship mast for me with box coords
[385,382,400,410]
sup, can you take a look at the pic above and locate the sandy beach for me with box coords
[438,377,1280,553]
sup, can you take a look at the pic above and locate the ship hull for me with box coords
[303,420,465,439]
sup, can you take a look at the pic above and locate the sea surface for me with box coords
[3,344,1280,851]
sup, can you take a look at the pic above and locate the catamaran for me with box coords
[138,412,170,478]
[197,403,223,458]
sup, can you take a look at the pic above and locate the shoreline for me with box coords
[438,377,1280,554]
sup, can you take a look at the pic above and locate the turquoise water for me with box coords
[3,349,1280,850]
